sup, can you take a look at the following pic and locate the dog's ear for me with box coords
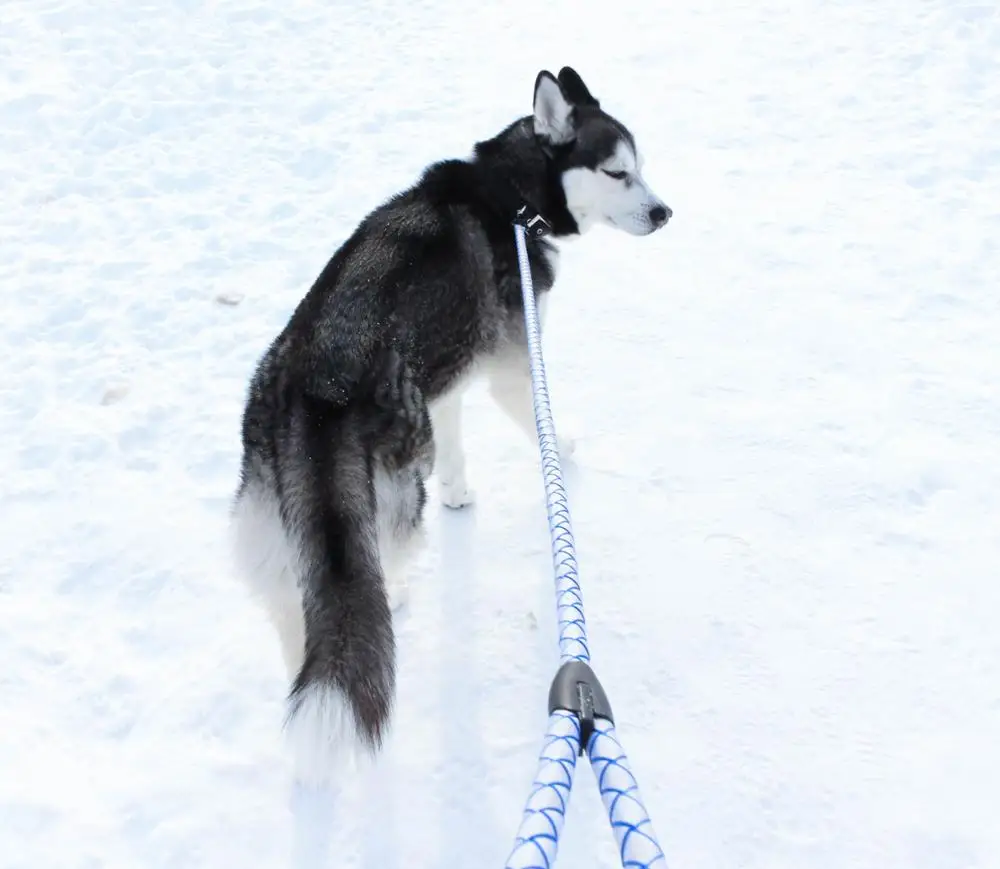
[558,67,599,108]
[533,70,576,146]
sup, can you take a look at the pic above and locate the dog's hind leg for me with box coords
[231,482,307,681]
[374,466,427,612]
[370,352,435,608]
[430,387,476,509]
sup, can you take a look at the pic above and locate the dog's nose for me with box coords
[650,204,672,226]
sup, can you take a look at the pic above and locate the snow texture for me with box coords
[2,0,999,867]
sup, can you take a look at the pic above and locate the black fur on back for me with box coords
[259,115,570,414]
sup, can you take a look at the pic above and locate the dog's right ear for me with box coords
[533,70,576,146]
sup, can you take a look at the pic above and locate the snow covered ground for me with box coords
[2,0,998,866]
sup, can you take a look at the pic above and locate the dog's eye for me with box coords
[602,169,628,180]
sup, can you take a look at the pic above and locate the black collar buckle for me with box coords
[513,204,552,238]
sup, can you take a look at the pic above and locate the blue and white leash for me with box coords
[504,210,668,869]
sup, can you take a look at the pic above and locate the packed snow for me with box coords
[2,1,998,867]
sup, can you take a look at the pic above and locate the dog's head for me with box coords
[533,67,671,236]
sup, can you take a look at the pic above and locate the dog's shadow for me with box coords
[429,452,585,865]
[357,453,585,867]
[431,503,506,863]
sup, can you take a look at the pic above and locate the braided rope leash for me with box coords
[504,209,668,869]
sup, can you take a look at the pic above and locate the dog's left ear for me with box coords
[558,67,599,108]
[533,70,576,146]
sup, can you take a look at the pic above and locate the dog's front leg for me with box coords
[487,357,576,460]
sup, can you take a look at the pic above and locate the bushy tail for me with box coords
[283,347,429,784]
[285,568,394,784]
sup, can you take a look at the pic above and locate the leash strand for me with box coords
[512,222,589,665]
[504,221,668,869]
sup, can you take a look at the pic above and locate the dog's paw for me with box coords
[439,477,476,509]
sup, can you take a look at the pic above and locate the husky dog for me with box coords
[230,67,670,781]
